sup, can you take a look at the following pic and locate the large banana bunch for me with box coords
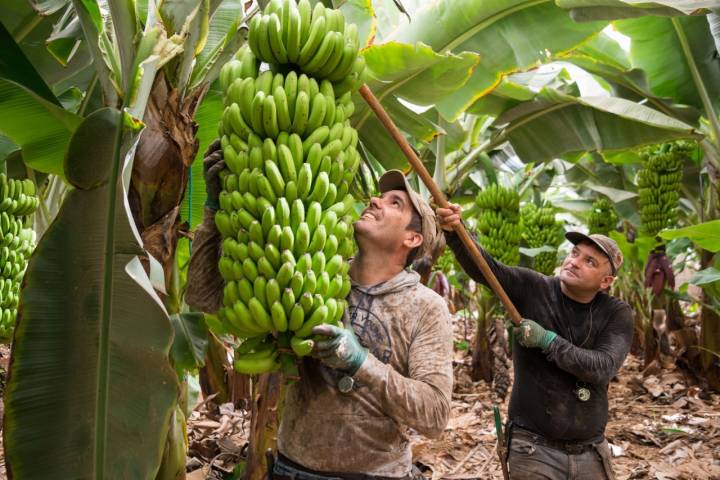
[637,141,689,237]
[0,174,38,340]
[587,197,618,236]
[474,184,521,266]
[247,0,366,96]
[214,2,364,374]
[520,204,563,275]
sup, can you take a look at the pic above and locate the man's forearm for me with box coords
[544,337,624,385]
[353,354,451,438]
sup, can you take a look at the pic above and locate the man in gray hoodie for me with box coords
[186,144,453,480]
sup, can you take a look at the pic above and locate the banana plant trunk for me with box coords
[244,372,285,480]
[471,291,494,383]
[129,72,208,294]
[699,249,720,391]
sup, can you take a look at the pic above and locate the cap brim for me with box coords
[565,231,616,274]
[378,170,424,221]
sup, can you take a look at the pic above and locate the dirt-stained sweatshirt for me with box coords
[186,208,454,477]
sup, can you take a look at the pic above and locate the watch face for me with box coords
[576,387,591,402]
[338,375,354,393]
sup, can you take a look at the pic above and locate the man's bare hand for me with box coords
[436,203,462,232]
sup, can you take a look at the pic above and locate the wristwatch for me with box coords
[338,375,354,393]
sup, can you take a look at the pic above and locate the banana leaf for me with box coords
[388,0,607,121]
[0,78,81,177]
[614,14,720,113]
[3,108,178,479]
[557,33,702,124]
[492,88,702,162]
[557,0,720,20]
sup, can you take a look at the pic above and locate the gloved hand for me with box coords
[203,140,224,211]
[517,318,557,350]
[311,324,368,375]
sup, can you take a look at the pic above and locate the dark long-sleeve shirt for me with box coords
[446,231,633,443]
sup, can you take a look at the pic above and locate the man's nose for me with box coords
[369,196,382,209]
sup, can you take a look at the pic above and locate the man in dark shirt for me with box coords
[437,204,633,480]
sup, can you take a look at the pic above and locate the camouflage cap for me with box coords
[565,231,623,275]
[378,170,443,260]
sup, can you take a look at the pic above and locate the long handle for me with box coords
[358,84,522,326]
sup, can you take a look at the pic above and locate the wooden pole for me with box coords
[358,84,522,325]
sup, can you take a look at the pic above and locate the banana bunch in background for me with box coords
[520,204,563,275]
[214,0,365,374]
[587,197,618,236]
[247,0,366,96]
[0,174,38,340]
[637,141,689,237]
[474,184,521,266]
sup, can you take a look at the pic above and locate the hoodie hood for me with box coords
[351,268,421,296]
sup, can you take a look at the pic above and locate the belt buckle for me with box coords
[564,443,588,455]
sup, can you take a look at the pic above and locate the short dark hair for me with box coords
[404,206,423,268]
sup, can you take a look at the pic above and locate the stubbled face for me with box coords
[354,190,418,254]
[559,241,615,292]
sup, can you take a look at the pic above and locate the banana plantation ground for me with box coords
[4,315,713,480]
[159,315,720,479]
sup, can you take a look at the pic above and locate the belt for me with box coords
[273,453,414,480]
[512,426,598,455]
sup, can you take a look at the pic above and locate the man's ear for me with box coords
[600,275,615,291]
[404,231,423,250]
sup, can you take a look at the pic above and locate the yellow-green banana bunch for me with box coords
[637,141,689,237]
[520,204,563,275]
[247,0,367,96]
[0,174,38,340]
[214,9,364,373]
[587,198,618,236]
[474,184,521,266]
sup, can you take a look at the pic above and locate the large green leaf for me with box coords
[3,108,178,478]
[557,0,720,20]
[388,0,606,120]
[558,33,701,124]
[0,78,82,176]
[492,88,701,163]
[659,220,720,252]
[614,15,720,112]
[0,20,60,105]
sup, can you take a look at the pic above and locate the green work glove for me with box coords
[312,324,368,375]
[517,318,557,350]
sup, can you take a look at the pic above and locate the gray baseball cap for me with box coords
[378,170,443,260]
[565,232,623,275]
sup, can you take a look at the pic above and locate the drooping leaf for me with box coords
[615,15,720,112]
[689,267,720,286]
[557,0,720,21]
[389,0,607,120]
[558,32,701,124]
[170,312,209,376]
[659,220,720,252]
[585,183,637,203]
[0,78,82,176]
[339,0,376,47]
[492,88,701,163]
[4,108,177,478]
[0,20,60,105]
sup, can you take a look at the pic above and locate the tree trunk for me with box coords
[471,294,494,383]
[699,250,720,392]
[129,72,209,291]
[244,373,285,480]
[199,334,231,405]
